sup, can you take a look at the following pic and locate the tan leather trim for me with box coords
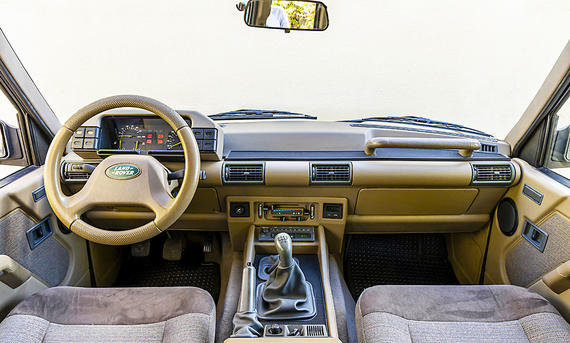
[364,137,481,156]
[505,40,570,148]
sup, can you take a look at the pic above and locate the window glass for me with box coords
[545,96,570,179]
[0,92,24,179]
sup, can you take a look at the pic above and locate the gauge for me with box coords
[116,124,144,150]
[166,131,182,150]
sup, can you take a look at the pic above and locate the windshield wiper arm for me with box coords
[209,109,317,120]
[342,115,492,137]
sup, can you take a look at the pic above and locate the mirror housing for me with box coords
[0,121,24,164]
[244,0,329,32]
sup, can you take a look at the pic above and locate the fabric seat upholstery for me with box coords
[0,286,216,343]
[356,285,570,343]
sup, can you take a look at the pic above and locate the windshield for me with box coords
[1,1,569,138]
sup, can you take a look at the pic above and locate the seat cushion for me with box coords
[0,286,216,343]
[356,285,570,343]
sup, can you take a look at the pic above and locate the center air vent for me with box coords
[223,163,264,184]
[310,162,352,184]
[471,163,514,185]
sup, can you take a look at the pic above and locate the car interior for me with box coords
[0,1,569,342]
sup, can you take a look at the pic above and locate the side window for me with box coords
[0,91,26,179]
[545,96,570,179]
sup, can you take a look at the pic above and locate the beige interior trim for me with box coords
[0,255,33,289]
[542,260,570,294]
[355,188,479,215]
[316,225,338,339]
[505,40,570,148]
[364,136,481,157]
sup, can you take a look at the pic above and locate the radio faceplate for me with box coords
[257,202,316,222]
[259,226,315,242]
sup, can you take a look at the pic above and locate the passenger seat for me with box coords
[356,285,570,343]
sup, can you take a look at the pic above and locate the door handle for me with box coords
[0,255,32,289]
[543,261,570,294]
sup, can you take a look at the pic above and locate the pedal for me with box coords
[162,235,184,261]
[203,236,213,254]
[130,240,150,257]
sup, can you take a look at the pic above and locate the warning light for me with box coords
[158,134,164,139]
[146,139,152,144]
[147,134,152,138]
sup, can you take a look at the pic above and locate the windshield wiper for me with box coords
[209,109,317,120]
[342,115,492,137]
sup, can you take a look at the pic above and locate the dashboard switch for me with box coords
[192,128,204,139]
[74,128,85,138]
[230,202,250,217]
[323,203,343,219]
[204,128,217,139]
[203,139,216,151]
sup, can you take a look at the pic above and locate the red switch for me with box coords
[146,139,152,144]
[158,134,164,139]
[158,140,163,144]
[147,134,152,138]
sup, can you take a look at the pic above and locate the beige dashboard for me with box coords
[60,110,520,252]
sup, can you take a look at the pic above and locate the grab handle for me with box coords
[364,137,481,157]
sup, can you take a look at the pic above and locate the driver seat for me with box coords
[0,286,216,343]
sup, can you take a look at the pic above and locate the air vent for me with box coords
[310,163,352,184]
[223,163,264,184]
[480,143,498,153]
[471,163,514,185]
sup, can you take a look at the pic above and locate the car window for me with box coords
[544,96,570,179]
[0,92,24,179]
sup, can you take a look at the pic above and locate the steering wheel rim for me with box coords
[44,95,200,245]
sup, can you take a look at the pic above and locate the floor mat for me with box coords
[343,234,458,301]
[114,243,220,302]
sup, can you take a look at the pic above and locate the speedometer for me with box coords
[117,125,144,150]
[166,131,182,150]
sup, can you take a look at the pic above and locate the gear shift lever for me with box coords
[275,233,294,268]
[257,232,316,320]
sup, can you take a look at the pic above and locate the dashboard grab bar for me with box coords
[364,137,481,157]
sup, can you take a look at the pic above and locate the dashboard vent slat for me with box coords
[223,163,264,184]
[310,163,352,184]
[471,163,514,185]
[480,143,498,153]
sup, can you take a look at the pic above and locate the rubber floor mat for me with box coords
[343,234,458,301]
[114,244,220,302]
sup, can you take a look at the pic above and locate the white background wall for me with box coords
[0,0,569,179]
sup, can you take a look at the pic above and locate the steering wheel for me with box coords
[44,95,200,245]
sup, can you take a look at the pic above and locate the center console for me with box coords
[225,197,346,343]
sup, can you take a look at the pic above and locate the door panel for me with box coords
[485,159,570,319]
[0,167,90,319]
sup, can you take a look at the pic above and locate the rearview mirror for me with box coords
[243,0,329,32]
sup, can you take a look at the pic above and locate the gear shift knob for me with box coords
[274,233,294,268]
